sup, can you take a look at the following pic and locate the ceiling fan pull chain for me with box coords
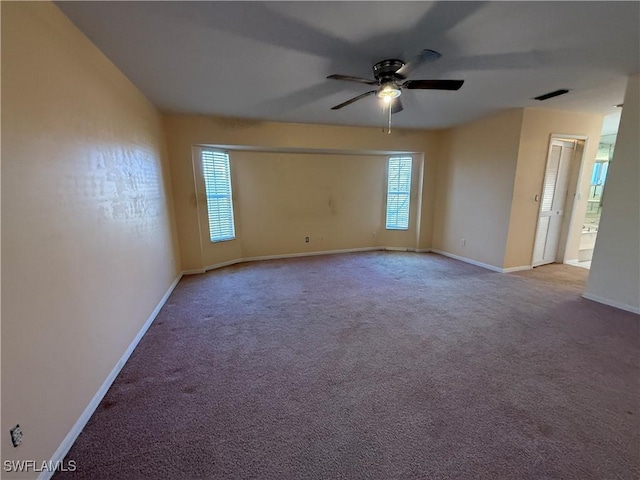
[387,102,392,134]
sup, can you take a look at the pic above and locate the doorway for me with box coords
[574,134,615,268]
[532,136,587,267]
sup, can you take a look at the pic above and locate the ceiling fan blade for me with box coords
[396,49,442,78]
[160,3,367,62]
[402,2,488,54]
[402,79,464,90]
[331,90,377,110]
[391,98,404,114]
[327,74,378,85]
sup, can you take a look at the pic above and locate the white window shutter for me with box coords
[201,150,236,242]
[386,157,412,230]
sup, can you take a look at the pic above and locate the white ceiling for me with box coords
[56,1,639,130]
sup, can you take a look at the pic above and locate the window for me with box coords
[590,161,609,186]
[386,156,412,230]
[201,149,236,242]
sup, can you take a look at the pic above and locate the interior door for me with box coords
[532,139,576,266]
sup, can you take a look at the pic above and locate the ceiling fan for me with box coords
[327,49,464,114]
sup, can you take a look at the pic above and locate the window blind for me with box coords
[201,150,236,242]
[386,156,412,230]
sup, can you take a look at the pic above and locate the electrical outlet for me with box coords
[460,239,466,247]
[305,236,310,243]
[10,425,23,447]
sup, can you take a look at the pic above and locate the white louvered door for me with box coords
[532,140,576,266]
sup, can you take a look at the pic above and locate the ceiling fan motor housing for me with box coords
[373,59,406,81]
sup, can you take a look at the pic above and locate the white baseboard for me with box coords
[188,246,430,275]
[430,249,531,274]
[582,292,640,315]
[202,258,245,272]
[430,249,503,273]
[182,268,206,275]
[384,246,417,252]
[502,265,533,273]
[240,246,382,265]
[40,273,183,480]
[565,259,591,270]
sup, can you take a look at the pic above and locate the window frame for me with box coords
[385,156,413,231]
[201,149,236,243]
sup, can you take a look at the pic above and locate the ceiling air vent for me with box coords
[533,89,570,101]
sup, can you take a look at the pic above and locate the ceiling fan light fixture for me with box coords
[377,82,401,100]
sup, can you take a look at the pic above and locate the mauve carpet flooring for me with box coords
[56,252,639,480]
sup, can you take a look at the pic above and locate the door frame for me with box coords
[532,133,590,267]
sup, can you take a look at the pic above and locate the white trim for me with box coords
[502,265,533,273]
[582,292,640,315]
[181,268,206,275]
[243,246,384,262]
[550,134,589,141]
[39,273,183,480]
[430,249,530,274]
[559,136,589,264]
[202,247,381,272]
[533,134,591,266]
[203,258,243,272]
[195,143,423,156]
[431,249,503,272]
[191,146,206,271]
[413,155,426,251]
[181,247,430,275]
[565,259,591,270]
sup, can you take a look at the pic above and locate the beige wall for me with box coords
[586,74,640,312]
[195,151,423,267]
[504,108,603,268]
[432,109,524,269]
[1,2,179,475]
[163,115,439,272]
